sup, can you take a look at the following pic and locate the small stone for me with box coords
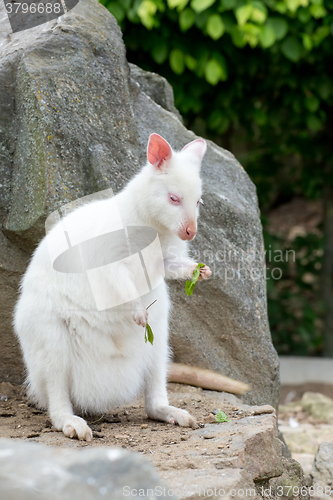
[1,411,16,417]
[203,414,216,424]
[103,414,121,423]
[114,434,129,440]
[203,432,216,439]
[27,432,41,438]
[93,431,104,439]
[91,426,101,433]
[249,405,275,416]
[141,424,148,429]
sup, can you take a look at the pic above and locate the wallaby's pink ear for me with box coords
[181,138,207,162]
[147,133,172,169]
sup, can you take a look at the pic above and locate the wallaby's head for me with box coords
[145,133,206,241]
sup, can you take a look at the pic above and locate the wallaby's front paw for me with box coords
[132,308,148,327]
[63,416,93,442]
[189,264,212,281]
[198,264,212,281]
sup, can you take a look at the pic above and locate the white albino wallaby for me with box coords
[14,133,211,442]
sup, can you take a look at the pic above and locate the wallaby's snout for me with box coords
[178,220,197,241]
[185,226,197,240]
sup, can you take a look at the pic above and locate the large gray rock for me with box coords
[0,439,175,499]
[0,0,279,407]
[311,442,333,491]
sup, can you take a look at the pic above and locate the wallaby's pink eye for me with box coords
[169,193,180,205]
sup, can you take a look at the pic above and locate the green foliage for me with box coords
[170,48,185,73]
[265,230,325,355]
[145,323,154,345]
[185,263,205,296]
[100,0,333,355]
[206,14,225,39]
[102,0,333,158]
[215,410,229,422]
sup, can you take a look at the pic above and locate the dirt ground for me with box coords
[1,380,332,479]
[0,381,250,472]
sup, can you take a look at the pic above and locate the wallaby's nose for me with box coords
[186,227,197,240]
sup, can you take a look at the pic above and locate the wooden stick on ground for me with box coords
[167,363,251,395]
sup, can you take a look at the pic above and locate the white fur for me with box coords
[14,135,211,441]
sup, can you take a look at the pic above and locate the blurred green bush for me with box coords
[99,0,333,356]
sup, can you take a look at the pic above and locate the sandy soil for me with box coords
[0,381,248,472]
[1,380,332,480]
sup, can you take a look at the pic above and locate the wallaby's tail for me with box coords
[167,363,250,395]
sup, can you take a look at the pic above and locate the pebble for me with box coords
[203,414,216,424]
[103,414,121,423]
[0,411,16,417]
[27,432,41,438]
[203,432,217,439]
[249,405,275,415]
[141,424,148,429]
[114,434,128,440]
[93,431,104,439]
